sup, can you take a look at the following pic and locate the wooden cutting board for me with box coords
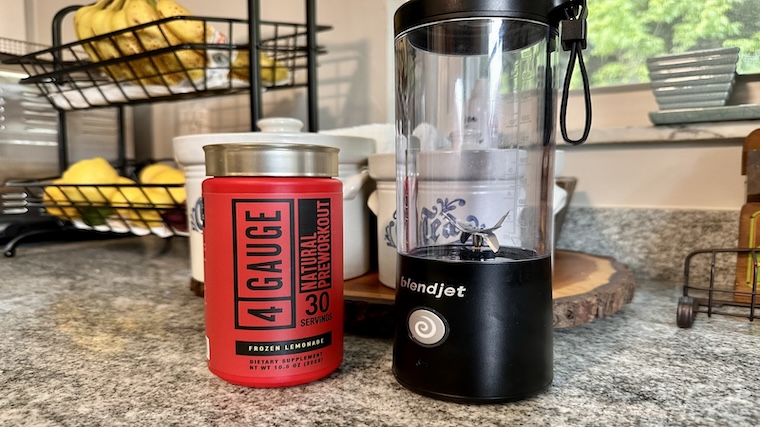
[344,249,635,328]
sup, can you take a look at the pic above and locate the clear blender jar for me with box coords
[392,0,590,402]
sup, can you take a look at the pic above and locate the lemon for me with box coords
[150,168,186,204]
[61,157,118,182]
[114,175,138,185]
[110,185,165,224]
[139,163,180,184]
[43,179,80,219]
[151,168,184,184]
[59,157,120,204]
[105,176,138,207]
[102,176,137,200]
[104,164,186,227]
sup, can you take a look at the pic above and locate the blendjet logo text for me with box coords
[399,276,466,299]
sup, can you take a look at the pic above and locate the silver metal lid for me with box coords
[203,143,339,177]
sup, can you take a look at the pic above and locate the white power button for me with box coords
[408,308,448,347]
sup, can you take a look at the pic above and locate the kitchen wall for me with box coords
[0,1,26,41]
[18,0,753,211]
[563,141,744,210]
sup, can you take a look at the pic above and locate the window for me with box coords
[579,0,760,87]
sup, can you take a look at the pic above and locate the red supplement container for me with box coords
[202,143,344,387]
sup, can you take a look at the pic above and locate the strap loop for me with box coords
[559,2,592,145]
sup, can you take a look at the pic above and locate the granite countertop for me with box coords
[2,236,760,426]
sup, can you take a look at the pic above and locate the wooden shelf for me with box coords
[344,272,395,304]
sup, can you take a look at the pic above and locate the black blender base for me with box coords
[393,372,552,404]
[392,248,554,403]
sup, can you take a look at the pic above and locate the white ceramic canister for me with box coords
[367,153,397,288]
[368,149,568,288]
[174,118,376,292]
[416,149,530,249]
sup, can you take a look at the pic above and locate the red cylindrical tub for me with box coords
[202,143,343,387]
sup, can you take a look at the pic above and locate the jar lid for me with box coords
[174,129,374,167]
[203,143,339,177]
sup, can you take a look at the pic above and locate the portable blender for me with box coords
[392,0,591,402]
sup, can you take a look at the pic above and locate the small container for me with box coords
[202,143,344,387]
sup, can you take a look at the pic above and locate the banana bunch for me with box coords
[73,0,210,86]
[74,0,289,87]
[231,50,290,86]
[74,0,126,81]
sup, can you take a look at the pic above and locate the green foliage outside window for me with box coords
[577,0,760,87]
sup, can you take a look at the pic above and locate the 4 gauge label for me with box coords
[233,199,296,330]
[232,198,335,335]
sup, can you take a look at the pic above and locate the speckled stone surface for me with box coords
[2,231,759,426]
[557,207,740,282]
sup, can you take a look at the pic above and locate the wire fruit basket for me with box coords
[2,179,188,255]
[3,15,329,111]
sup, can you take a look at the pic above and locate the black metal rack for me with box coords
[677,248,760,328]
[247,0,324,132]
[4,1,329,172]
[0,1,330,255]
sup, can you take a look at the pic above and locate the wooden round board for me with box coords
[551,250,635,328]
[343,250,636,328]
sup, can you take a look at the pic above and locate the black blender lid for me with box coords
[394,0,570,36]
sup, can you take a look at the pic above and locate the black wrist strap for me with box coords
[559,2,592,145]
